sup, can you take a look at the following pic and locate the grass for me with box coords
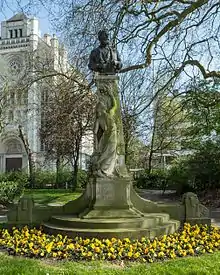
[24,189,82,205]
[0,251,220,275]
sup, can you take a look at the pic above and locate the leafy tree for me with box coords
[182,79,220,149]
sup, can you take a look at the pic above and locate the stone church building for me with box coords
[0,13,92,172]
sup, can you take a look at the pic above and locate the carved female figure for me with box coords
[93,84,118,177]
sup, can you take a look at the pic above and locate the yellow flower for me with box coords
[52,252,57,257]
[87,251,93,257]
[109,247,115,253]
[111,237,117,243]
[188,249,194,255]
[94,247,101,253]
[83,239,90,245]
[124,238,130,243]
[158,251,165,258]
[134,252,140,258]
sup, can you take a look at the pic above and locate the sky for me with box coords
[0,1,53,37]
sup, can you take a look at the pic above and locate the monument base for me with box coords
[43,177,180,239]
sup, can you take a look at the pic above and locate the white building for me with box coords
[0,13,93,172]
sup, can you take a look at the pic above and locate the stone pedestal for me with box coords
[79,177,143,219]
[43,177,180,239]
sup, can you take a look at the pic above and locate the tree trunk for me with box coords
[124,137,129,165]
[72,162,78,191]
[18,125,35,188]
[148,121,156,174]
[55,156,61,189]
[71,139,81,191]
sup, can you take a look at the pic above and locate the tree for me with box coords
[18,125,36,187]
[40,74,94,188]
[2,0,220,174]
[148,91,188,172]
[119,69,152,166]
[3,1,220,82]
[181,79,220,149]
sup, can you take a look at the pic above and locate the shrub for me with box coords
[77,169,88,189]
[56,169,72,188]
[0,171,28,185]
[33,169,88,189]
[34,170,56,189]
[135,170,168,190]
[167,161,195,195]
[0,181,25,205]
[166,140,220,194]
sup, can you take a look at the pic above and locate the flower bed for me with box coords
[0,223,219,263]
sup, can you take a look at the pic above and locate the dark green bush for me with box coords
[77,170,88,189]
[56,169,72,187]
[166,140,220,194]
[0,171,28,185]
[34,170,56,188]
[33,169,88,189]
[166,161,195,195]
[0,181,25,205]
[135,170,168,190]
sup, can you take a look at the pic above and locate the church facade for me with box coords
[0,13,92,172]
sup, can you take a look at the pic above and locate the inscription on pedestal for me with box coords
[96,182,115,201]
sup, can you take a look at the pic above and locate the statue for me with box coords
[89,30,128,178]
[93,84,118,177]
[88,29,122,74]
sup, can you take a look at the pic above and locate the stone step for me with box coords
[43,219,180,239]
[49,213,170,230]
[50,216,157,230]
[143,213,170,224]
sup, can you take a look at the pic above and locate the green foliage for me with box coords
[0,181,25,205]
[167,140,220,193]
[56,169,72,186]
[34,170,56,188]
[182,80,220,149]
[77,169,88,189]
[135,170,168,190]
[167,159,195,195]
[0,171,28,185]
[33,169,88,189]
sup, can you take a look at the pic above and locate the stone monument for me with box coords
[43,30,181,239]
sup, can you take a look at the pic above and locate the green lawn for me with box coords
[24,189,82,205]
[0,251,220,275]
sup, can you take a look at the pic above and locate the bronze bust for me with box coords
[88,30,122,74]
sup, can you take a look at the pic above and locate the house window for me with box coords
[14,29,18,38]
[9,30,13,38]
[19,29,22,37]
